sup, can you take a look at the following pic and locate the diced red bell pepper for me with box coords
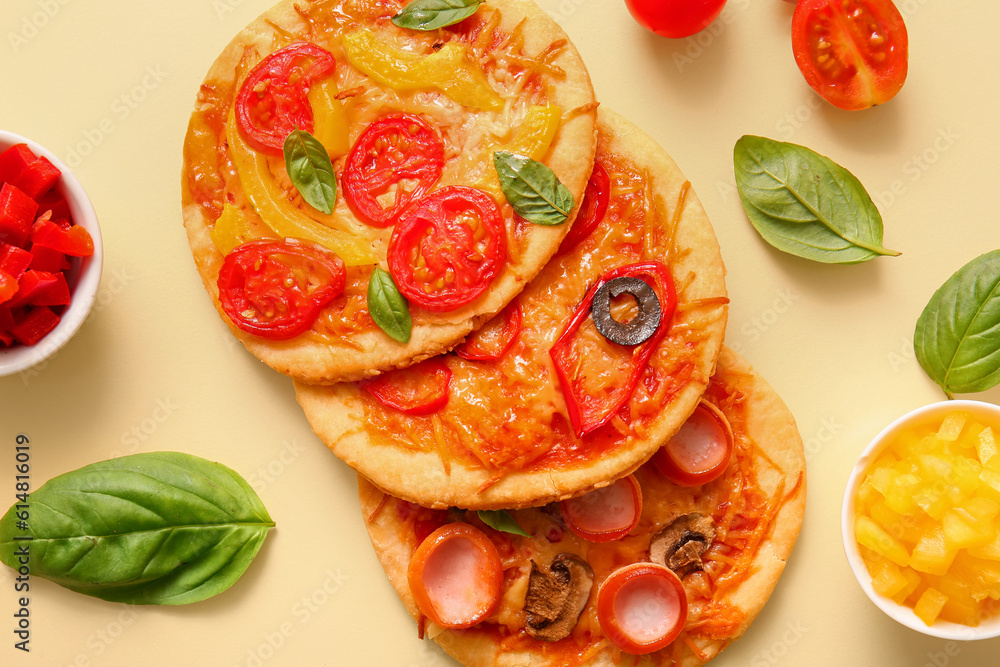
[35,189,71,221]
[30,218,93,257]
[11,306,60,346]
[27,244,70,273]
[11,156,60,199]
[0,183,39,247]
[0,307,15,346]
[0,144,36,184]
[0,270,17,305]
[0,243,32,279]
[7,270,69,308]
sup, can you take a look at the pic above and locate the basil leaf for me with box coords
[368,267,412,343]
[0,452,274,605]
[914,250,1000,398]
[733,135,900,264]
[392,0,482,30]
[478,510,530,537]
[494,151,574,226]
[284,129,337,215]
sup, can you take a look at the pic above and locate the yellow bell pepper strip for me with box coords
[210,203,274,255]
[475,105,561,200]
[307,79,351,159]
[226,111,377,266]
[341,29,503,111]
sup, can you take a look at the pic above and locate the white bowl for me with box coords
[842,399,1000,640]
[0,129,103,377]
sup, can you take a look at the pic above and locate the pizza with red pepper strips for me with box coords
[181,0,598,384]
[295,109,729,509]
[358,347,807,667]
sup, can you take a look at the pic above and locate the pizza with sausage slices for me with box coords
[358,347,807,667]
[181,0,598,384]
[295,108,728,509]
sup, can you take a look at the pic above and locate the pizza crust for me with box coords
[358,346,807,667]
[295,107,728,510]
[181,0,598,384]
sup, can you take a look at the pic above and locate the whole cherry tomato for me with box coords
[791,0,908,110]
[623,0,728,39]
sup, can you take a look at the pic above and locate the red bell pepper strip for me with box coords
[11,306,60,346]
[359,357,453,416]
[30,218,94,257]
[12,156,61,199]
[549,261,677,437]
[35,189,72,221]
[0,183,39,247]
[0,144,36,184]
[454,302,522,362]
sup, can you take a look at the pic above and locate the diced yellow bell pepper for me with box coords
[914,587,948,625]
[226,112,376,266]
[968,532,1000,561]
[938,411,970,442]
[341,29,503,111]
[307,79,351,159]
[885,472,921,515]
[210,203,273,255]
[910,526,957,576]
[856,515,910,567]
[872,560,909,598]
[943,508,996,550]
[941,599,981,626]
[977,426,999,466]
[868,466,895,496]
[870,502,921,544]
[892,566,923,604]
[913,483,950,521]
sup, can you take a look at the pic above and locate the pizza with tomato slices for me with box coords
[359,347,807,667]
[295,108,728,509]
[181,0,598,384]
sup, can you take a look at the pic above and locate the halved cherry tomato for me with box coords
[359,357,452,416]
[388,186,506,313]
[454,302,522,362]
[623,0,728,39]
[653,400,734,487]
[791,0,908,111]
[217,238,345,340]
[558,160,610,256]
[597,563,688,654]
[342,113,445,228]
[549,261,677,437]
[235,41,336,155]
[561,474,642,543]
[406,522,503,629]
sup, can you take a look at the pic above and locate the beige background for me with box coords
[1,0,998,665]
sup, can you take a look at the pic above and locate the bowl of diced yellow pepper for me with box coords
[843,400,1000,639]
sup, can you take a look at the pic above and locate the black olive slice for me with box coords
[591,276,661,346]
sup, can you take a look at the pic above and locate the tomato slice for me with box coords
[558,159,610,256]
[653,401,735,487]
[217,238,345,340]
[549,261,677,437]
[342,113,445,227]
[561,474,642,543]
[791,0,908,111]
[235,41,336,155]
[454,302,522,362]
[597,563,688,655]
[359,357,452,416]
[387,186,506,313]
[406,522,503,629]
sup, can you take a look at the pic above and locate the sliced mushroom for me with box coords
[523,553,594,642]
[649,513,717,578]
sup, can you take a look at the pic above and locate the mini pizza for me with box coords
[296,108,728,509]
[359,347,807,667]
[181,0,598,384]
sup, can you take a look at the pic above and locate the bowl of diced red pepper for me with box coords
[0,130,102,376]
